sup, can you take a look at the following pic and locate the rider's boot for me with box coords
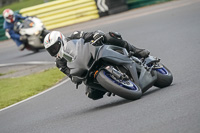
[105,32,150,58]
[85,86,106,100]
[18,44,25,51]
[124,41,150,58]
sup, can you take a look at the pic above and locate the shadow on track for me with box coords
[68,85,175,118]
[47,85,175,123]
[15,49,46,58]
[87,99,133,112]
[59,99,134,120]
[37,99,135,125]
[143,84,175,97]
[87,84,174,112]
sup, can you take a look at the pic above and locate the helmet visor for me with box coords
[46,41,61,57]
[6,15,13,19]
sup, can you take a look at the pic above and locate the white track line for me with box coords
[0,61,54,67]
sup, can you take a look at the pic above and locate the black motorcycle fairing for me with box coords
[67,39,98,77]
[138,66,157,93]
[67,41,134,78]
[97,45,133,65]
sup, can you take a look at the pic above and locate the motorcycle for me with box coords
[63,36,173,100]
[12,17,49,51]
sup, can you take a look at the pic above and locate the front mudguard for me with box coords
[138,66,157,93]
[144,55,160,66]
[125,62,157,93]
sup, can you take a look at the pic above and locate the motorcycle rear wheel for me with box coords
[96,70,142,100]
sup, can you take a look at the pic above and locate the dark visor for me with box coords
[6,15,13,19]
[46,41,61,57]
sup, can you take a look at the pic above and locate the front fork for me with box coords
[124,62,157,93]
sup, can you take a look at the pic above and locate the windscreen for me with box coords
[22,19,34,28]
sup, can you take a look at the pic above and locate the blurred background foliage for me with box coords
[0,0,55,13]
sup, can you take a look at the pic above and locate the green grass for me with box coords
[0,67,66,109]
[0,73,5,76]
[0,0,55,13]
[0,70,16,76]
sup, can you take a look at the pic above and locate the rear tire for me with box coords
[96,70,142,100]
[154,65,173,88]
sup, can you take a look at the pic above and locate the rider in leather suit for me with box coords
[3,9,28,50]
[44,30,150,100]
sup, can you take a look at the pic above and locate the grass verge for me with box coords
[0,70,16,76]
[0,67,65,109]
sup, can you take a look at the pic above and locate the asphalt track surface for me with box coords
[1,0,200,132]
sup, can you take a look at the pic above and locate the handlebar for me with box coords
[91,36,104,46]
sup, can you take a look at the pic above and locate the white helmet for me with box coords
[3,9,15,23]
[44,31,65,57]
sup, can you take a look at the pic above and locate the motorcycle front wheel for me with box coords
[154,64,173,88]
[96,70,142,100]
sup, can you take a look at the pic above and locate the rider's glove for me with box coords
[93,30,105,42]
[70,31,85,39]
[55,58,71,78]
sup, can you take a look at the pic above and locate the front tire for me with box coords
[154,65,173,88]
[96,70,142,100]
